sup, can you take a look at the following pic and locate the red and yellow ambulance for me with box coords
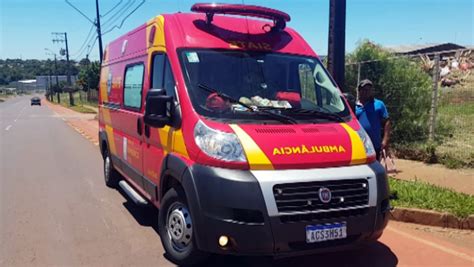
[99,3,390,265]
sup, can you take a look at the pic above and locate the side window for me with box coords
[164,59,176,98]
[151,54,165,89]
[151,53,176,98]
[124,64,144,109]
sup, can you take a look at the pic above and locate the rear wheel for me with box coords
[103,149,119,188]
[158,188,208,266]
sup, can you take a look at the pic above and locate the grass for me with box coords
[69,105,97,114]
[436,71,474,168]
[389,177,474,218]
[437,101,474,167]
[49,92,98,114]
[394,71,473,169]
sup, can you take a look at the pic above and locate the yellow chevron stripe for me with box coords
[105,125,116,155]
[102,108,112,126]
[230,124,274,170]
[340,123,366,165]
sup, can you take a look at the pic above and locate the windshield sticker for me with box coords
[186,52,200,63]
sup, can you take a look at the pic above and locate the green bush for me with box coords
[345,41,433,144]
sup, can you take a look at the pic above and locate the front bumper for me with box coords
[183,162,389,256]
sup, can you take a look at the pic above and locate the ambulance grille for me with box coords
[273,179,369,214]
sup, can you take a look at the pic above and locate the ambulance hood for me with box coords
[230,122,368,170]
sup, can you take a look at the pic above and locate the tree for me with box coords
[0,58,79,85]
[345,41,432,144]
[77,61,100,101]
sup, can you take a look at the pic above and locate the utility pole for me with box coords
[48,68,53,101]
[327,0,346,91]
[52,32,74,106]
[54,54,60,104]
[95,0,104,63]
[65,0,103,63]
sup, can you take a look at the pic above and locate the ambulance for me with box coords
[98,3,390,265]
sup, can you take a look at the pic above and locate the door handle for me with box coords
[145,124,151,138]
[137,117,143,135]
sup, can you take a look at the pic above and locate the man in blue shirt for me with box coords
[355,79,391,160]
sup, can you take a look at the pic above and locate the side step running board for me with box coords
[119,180,148,206]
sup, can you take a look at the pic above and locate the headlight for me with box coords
[357,127,376,158]
[194,120,247,162]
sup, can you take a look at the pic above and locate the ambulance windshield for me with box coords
[179,49,351,123]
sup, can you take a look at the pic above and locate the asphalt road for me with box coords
[1,96,472,267]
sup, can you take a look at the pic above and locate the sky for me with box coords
[1,0,473,61]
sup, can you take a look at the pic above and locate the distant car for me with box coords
[31,97,41,106]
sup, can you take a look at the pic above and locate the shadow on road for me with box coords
[117,187,398,267]
[117,186,161,235]
[200,242,398,267]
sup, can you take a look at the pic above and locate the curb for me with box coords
[390,207,474,230]
[44,99,100,147]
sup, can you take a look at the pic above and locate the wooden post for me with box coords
[428,54,440,141]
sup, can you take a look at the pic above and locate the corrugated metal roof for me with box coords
[385,43,466,54]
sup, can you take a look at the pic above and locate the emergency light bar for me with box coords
[191,3,291,30]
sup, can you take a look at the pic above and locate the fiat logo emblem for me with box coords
[319,187,332,203]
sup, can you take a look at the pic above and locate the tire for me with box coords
[103,149,119,188]
[158,188,208,266]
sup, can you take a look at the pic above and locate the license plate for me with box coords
[306,222,347,243]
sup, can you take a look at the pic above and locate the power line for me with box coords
[65,0,94,24]
[101,0,134,29]
[74,33,98,61]
[102,0,145,36]
[64,0,104,62]
[71,23,95,57]
[85,36,99,58]
[102,0,123,17]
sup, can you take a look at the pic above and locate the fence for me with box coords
[345,49,473,167]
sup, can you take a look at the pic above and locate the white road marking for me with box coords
[387,226,473,262]
[5,125,12,131]
[13,106,26,122]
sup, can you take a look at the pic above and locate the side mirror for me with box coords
[342,93,356,113]
[144,89,173,128]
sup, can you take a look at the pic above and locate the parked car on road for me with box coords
[98,3,390,265]
[30,97,41,106]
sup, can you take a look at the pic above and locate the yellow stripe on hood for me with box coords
[230,124,274,170]
[340,123,367,165]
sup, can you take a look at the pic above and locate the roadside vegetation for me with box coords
[45,59,100,114]
[389,177,474,218]
[50,92,97,114]
[436,74,474,168]
[345,41,473,169]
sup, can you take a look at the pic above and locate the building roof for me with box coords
[17,79,37,84]
[386,43,466,55]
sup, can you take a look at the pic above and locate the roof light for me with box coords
[191,3,290,30]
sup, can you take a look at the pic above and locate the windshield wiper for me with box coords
[258,106,345,122]
[197,84,298,124]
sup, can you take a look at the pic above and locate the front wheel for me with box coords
[158,188,208,266]
[103,150,119,188]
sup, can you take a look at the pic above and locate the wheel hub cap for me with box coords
[104,156,110,180]
[167,204,193,250]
